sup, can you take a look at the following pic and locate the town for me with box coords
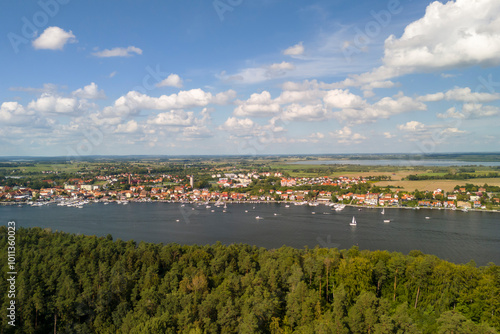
[1,162,499,211]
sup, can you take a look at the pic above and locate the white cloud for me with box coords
[115,120,139,133]
[281,104,331,122]
[147,110,195,126]
[344,0,500,85]
[361,81,396,91]
[103,89,232,117]
[72,82,106,99]
[437,103,500,119]
[443,87,500,102]
[324,89,365,109]
[92,46,143,58]
[108,71,117,78]
[276,88,326,104]
[9,83,60,94]
[28,93,78,114]
[0,102,34,124]
[440,127,466,136]
[363,90,376,98]
[397,121,426,132]
[182,125,213,139]
[283,42,305,56]
[419,87,500,103]
[234,91,281,117]
[212,90,237,105]
[269,61,295,71]
[383,132,396,139]
[219,117,257,137]
[333,95,427,124]
[156,74,183,88]
[309,132,325,139]
[329,126,366,144]
[32,26,76,50]
[418,92,445,102]
[384,0,500,70]
[221,62,296,84]
[281,79,342,91]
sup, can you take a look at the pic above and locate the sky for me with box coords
[1,0,500,157]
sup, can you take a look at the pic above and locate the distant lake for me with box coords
[2,203,500,266]
[290,159,500,167]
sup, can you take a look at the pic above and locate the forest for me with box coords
[0,227,499,333]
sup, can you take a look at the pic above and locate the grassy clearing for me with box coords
[0,163,82,174]
[374,178,500,192]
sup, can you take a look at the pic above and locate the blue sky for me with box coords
[1,0,499,157]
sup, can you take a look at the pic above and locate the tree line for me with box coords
[404,172,500,181]
[0,227,498,333]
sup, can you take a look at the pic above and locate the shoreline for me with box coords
[3,199,499,213]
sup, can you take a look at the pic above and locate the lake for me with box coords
[290,159,500,166]
[2,203,499,265]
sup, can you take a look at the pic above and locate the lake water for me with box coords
[2,203,499,265]
[290,159,500,166]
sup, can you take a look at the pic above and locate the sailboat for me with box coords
[381,208,385,215]
[350,216,357,226]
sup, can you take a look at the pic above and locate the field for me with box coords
[374,178,500,192]
[0,163,82,174]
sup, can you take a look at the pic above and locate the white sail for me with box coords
[350,216,357,226]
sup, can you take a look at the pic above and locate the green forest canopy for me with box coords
[0,227,498,333]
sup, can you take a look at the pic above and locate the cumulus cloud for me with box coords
[396,121,467,142]
[103,89,233,117]
[437,103,500,119]
[345,0,500,85]
[156,74,183,88]
[115,120,139,133]
[324,89,366,109]
[283,42,305,56]
[419,87,500,103]
[147,110,195,127]
[275,88,326,104]
[32,26,76,50]
[443,87,500,102]
[329,126,366,144]
[418,92,445,102]
[281,104,331,122]
[0,102,35,124]
[28,93,78,114]
[234,91,281,117]
[92,46,143,58]
[397,121,426,132]
[333,95,427,124]
[72,82,106,99]
[182,125,213,139]
[219,117,257,137]
[212,90,237,105]
[384,0,500,70]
